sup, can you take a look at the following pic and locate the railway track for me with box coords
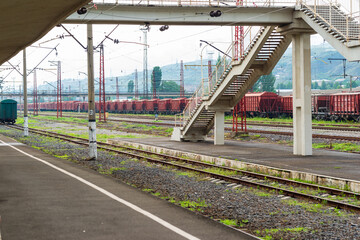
[37,112,360,131]
[6,124,360,213]
[35,113,360,142]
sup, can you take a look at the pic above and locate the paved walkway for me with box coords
[121,137,360,182]
[0,134,255,240]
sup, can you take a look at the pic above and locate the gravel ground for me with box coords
[1,125,360,240]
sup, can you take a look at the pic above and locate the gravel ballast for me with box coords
[1,126,360,240]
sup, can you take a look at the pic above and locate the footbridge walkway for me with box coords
[67,0,360,156]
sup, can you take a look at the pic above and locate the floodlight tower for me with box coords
[33,69,38,116]
[152,70,157,99]
[135,69,139,99]
[116,77,119,100]
[49,60,62,118]
[140,24,150,98]
[180,60,184,98]
[99,44,106,121]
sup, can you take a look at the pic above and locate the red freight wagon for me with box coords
[95,102,106,113]
[146,99,158,113]
[312,95,330,114]
[42,102,48,111]
[125,100,135,113]
[330,92,360,121]
[38,102,44,111]
[116,101,126,112]
[62,101,70,111]
[106,101,113,112]
[80,102,88,112]
[69,101,80,111]
[171,98,187,113]
[74,102,82,112]
[158,99,171,113]
[95,102,100,113]
[279,95,293,115]
[134,100,146,113]
[245,92,280,117]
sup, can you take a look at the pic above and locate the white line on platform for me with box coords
[0,143,24,147]
[0,139,200,240]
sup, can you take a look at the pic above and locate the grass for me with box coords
[202,167,239,176]
[15,117,39,125]
[177,198,209,212]
[255,227,310,239]
[220,219,238,226]
[283,199,324,213]
[34,115,88,124]
[313,142,360,153]
[175,171,198,178]
[281,198,350,217]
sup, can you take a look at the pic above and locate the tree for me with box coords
[320,80,327,90]
[128,80,134,93]
[253,72,276,92]
[151,66,162,92]
[159,81,180,92]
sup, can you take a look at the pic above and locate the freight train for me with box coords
[23,98,189,115]
[21,91,360,122]
[237,91,360,122]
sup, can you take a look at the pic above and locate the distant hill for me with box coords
[38,43,360,94]
[273,43,360,85]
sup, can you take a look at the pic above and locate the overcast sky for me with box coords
[1,22,330,92]
[2,0,359,91]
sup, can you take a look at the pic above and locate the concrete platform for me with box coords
[113,137,360,183]
[0,134,256,240]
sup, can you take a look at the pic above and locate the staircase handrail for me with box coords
[177,83,205,127]
[301,0,359,42]
[178,25,267,128]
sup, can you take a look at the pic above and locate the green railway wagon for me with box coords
[0,99,17,124]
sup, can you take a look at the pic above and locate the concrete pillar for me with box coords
[23,49,28,137]
[214,111,225,145]
[292,33,312,156]
[87,24,97,160]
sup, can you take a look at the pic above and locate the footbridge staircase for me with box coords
[172,0,360,144]
[172,26,292,141]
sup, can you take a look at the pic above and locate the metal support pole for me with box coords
[180,60,184,98]
[116,77,120,100]
[23,49,28,137]
[33,69,38,116]
[142,28,149,99]
[152,70,156,99]
[99,44,106,121]
[50,61,63,118]
[87,24,97,160]
[134,70,138,99]
[19,85,22,115]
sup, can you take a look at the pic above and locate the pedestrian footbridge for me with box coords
[71,0,360,156]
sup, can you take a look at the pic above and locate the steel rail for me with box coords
[30,113,360,142]
[37,112,360,133]
[6,124,360,213]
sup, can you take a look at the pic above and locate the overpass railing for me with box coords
[301,0,360,42]
[175,25,264,127]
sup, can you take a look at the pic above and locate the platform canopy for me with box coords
[0,0,90,65]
